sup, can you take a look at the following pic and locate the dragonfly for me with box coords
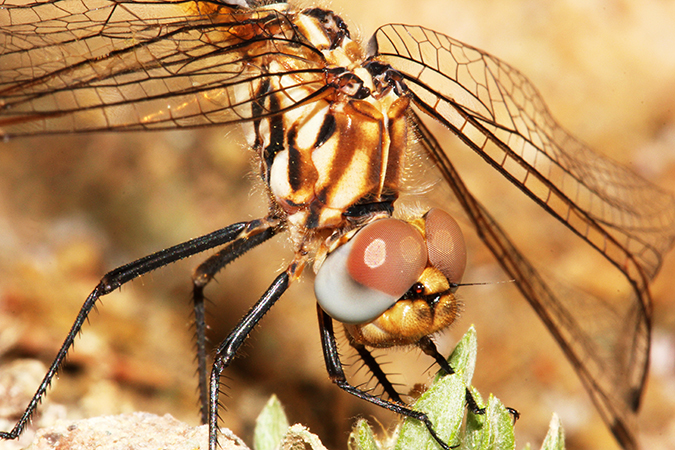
[1,0,674,448]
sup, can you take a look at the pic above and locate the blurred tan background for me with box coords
[1,0,674,449]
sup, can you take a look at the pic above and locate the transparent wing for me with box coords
[411,110,644,447]
[0,0,328,137]
[369,24,675,284]
[370,24,675,449]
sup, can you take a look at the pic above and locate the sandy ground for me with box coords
[1,1,675,449]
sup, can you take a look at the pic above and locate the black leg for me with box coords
[418,336,486,416]
[192,218,282,424]
[0,220,274,441]
[419,337,520,421]
[349,341,404,404]
[208,267,296,450]
[316,306,452,450]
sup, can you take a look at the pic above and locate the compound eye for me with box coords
[424,209,466,288]
[314,219,427,324]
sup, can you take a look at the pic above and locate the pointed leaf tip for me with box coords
[254,394,289,450]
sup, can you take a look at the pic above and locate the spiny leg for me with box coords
[208,258,304,450]
[349,341,404,404]
[316,306,452,450]
[192,217,283,424]
[0,221,266,441]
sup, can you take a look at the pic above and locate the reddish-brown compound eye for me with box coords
[347,219,428,296]
[424,208,466,289]
[314,218,427,324]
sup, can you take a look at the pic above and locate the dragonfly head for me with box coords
[314,208,466,347]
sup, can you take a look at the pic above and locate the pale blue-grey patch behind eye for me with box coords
[315,238,398,324]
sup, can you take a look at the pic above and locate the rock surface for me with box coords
[23,412,249,450]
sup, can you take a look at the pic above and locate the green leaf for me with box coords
[463,395,515,450]
[393,372,466,450]
[395,327,479,450]
[349,419,380,450]
[539,414,565,450]
[254,394,290,450]
[443,325,478,386]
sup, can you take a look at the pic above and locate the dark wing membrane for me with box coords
[0,0,328,137]
[410,111,644,449]
[375,24,675,449]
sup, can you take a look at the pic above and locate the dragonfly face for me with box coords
[315,208,466,345]
[1,1,674,449]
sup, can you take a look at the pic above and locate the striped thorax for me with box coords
[240,7,410,234]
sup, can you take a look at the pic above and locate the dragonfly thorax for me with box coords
[245,8,411,233]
